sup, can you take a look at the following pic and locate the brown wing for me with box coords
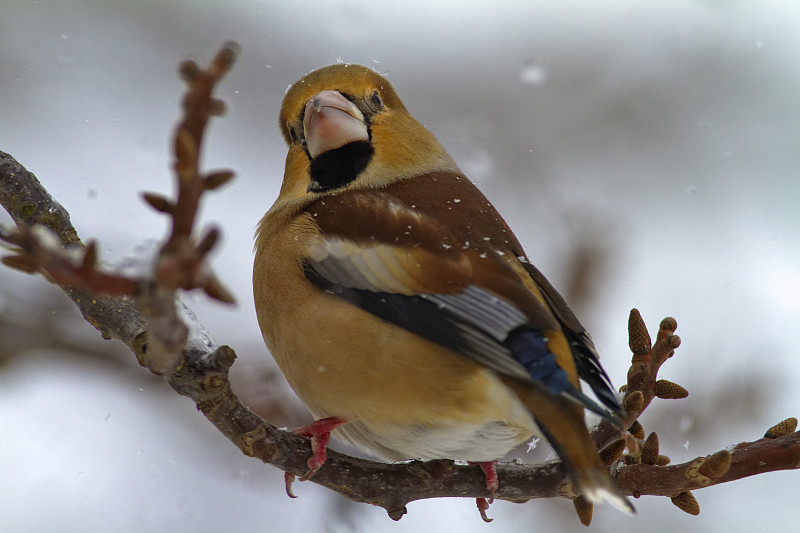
[302,171,621,418]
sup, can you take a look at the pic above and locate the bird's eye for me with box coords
[369,90,383,110]
[287,122,298,143]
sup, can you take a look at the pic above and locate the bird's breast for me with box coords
[253,210,537,461]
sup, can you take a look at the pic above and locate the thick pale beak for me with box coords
[303,90,369,158]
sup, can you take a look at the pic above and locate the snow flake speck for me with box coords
[525,435,539,455]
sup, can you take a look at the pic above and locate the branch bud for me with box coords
[628,420,645,440]
[142,192,174,214]
[765,417,798,439]
[628,308,651,355]
[698,450,732,479]
[1,254,36,273]
[641,432,660,465]
[81,240,98,271]
[654,379,689,399]
[671,491,700,515]
[196,227,220,256]
[209,98,227,116]
[179,60,200,81]
[659,316,677,334]
[204,277,236,304]
[573,495,593,526]
[623,390,644,414]
[204,170,235,191]
[599,439,626,466]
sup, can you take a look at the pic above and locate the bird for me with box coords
[253,63,633,519]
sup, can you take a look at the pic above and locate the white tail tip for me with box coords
[584,486,636,516]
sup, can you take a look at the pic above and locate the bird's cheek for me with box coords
[304,106,369,159]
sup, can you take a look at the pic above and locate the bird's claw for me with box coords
[284,472,298,498]
[298,456,324,482]
[476,498,493,522]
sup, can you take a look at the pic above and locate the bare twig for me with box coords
[0,152,146,346]
[617,429,800,497]
[592,310,683,452]
[136,42,238,374]
[1,43,239,375]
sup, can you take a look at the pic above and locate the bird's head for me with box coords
[277,64,458,202]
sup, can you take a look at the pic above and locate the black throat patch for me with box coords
[308,140,374,193]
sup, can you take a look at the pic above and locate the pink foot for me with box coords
[468,461,498,522]
[286,416,347,497]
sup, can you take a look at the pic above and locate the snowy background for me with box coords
[2,1,799,531]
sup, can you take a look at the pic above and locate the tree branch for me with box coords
[1,43,797,524]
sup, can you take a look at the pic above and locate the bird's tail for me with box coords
[502,377,635,515]
[576,469,636,515]
[540,421,635,515]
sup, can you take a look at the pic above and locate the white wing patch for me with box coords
[306,237,422,294]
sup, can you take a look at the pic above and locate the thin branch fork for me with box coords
[1,43,798,525]
[137,42,239,374]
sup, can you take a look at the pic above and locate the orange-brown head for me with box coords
[276,64,458,203]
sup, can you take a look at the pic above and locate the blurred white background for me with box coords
[1,1,799,531]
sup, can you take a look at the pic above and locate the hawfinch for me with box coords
[254,64,632,517]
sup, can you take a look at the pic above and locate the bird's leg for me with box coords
[477,460,499,501]
[469,460,499,522]
[285,416,347,497]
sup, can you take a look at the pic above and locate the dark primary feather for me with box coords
[522,262,622,415]
[304,265,516,374]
